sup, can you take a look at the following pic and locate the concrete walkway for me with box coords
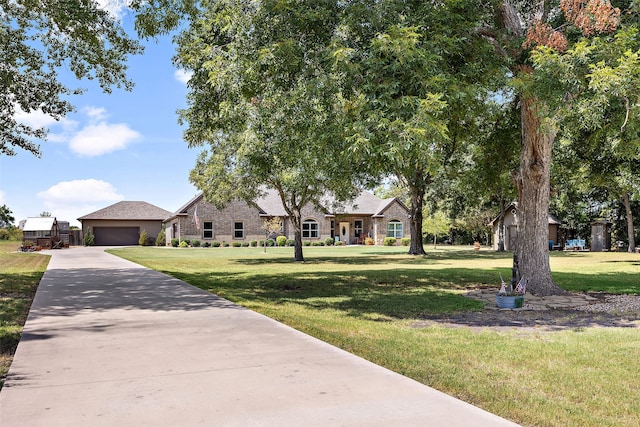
[0,247,519,426]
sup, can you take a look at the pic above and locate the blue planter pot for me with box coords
[496,294,524,309]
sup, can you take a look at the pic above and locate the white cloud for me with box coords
[174,69,193,84]
[95,0,129,19]
[48,118,80,143]
[15,105,63,129]
[37,179,122,203]
[69,122,141,157]
[37,179,124,226]
[84,106,108,121]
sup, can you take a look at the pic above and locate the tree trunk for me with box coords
[622,192,636,253]
[497,198,506,252]
[514,96,566,296]
[408,184,426,255]
[290,208,305,262]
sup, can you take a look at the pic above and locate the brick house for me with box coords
[164,189,410,245]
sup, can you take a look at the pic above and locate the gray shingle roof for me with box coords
[254,189,289,216]
[170,188,406,218]
[78,201,173,221]
[333,191,397,215]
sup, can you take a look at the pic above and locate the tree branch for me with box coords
[621,96,630,133]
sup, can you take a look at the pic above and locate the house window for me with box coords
[302,219,319,238]
[203,222,213,239]
[234,222,244,239]
[387,220,403,238]
[354,220,363,237]
[330,220,335,238]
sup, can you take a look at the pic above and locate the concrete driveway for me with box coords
[0,247,519,426]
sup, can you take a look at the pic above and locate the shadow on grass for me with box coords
[173,267,509,320]
[552,271,640,294]
[168,266,640,323]
[602,260,640,266]
[234,250,515,266]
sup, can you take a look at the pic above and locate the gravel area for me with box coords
[575,294,640,313]
[413,293,640,332]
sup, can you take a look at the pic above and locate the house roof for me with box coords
[252,188,406,217]
[173,193,203,217]
[168,188,406,220]
[23,217,57,231]
[255,189,289,216]
[332,191,401,216]
[488,202,562,226]
[78,201,173,221]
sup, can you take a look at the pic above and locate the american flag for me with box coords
[194,205,200,230]
[498,274,507,295]
[514,277,527,295]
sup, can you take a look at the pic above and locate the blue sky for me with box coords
[0,10,200,227]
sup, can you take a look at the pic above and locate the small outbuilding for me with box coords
[78,201,173,246]
[590,220,612,252]
[22,217,60,249]
[489,203,562,251]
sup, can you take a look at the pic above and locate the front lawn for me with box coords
[109,245,638,426]
[0,241,50,389]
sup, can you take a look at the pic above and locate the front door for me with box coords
[507,225,517,251]
[339,222,350,244]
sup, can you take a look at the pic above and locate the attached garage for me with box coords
[93,227,140,246]
[78,201,173,247]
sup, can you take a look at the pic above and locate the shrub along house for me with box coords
[164,189,410,246]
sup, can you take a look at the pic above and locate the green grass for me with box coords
[109,245,640,427]
[0,240,50,389]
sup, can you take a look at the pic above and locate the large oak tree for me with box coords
[336,0,500,255]
[483,0,640,294]
[137,0,361,261]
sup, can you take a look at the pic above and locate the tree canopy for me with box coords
[0,205,15,228]
[1,0,142,157]
[477,0,640,294]
[133,0,640,278]
[336,0,502,255]
[143,0,361,261]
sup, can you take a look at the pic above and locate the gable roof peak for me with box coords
[78,201,173,221]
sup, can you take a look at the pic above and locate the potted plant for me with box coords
[21,240,34,252]
[496,275,526,309]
